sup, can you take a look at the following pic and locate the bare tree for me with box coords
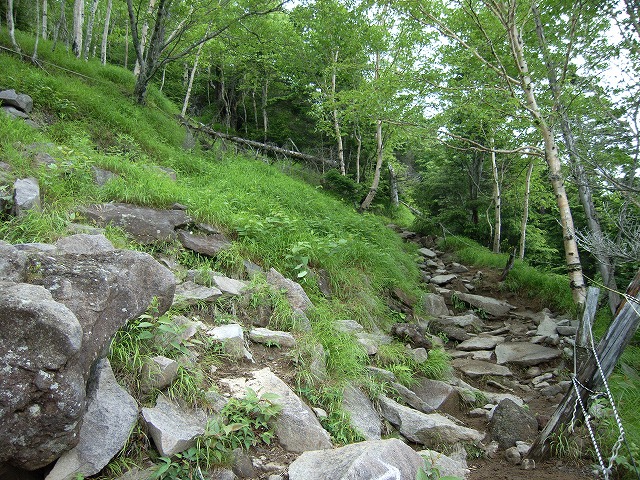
[82,0,100,60]
[72,0,84,57]
[100,0,112,65]
[6,0,21,53]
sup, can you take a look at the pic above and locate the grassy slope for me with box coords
[2,32,638,476]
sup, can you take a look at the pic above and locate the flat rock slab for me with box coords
[213,275,247,296]
[419,449,470,479]
[410,378,458,410]
[46,359,138,480]
[495,342,562,366]
[457,335,505,351]
[440,313,484,331]
[79,203,190,244]
[207,324,253,361]
[421,293,449,317]
[13,177,41,216]
[177,231,231,257]
[452,358,512,377]
[174,281,222,306]
[288,439,425,480]
[244,368,332,453]
[249,328,296,348]
[430,274,457,286]
[455,292,515,317]
[418,247,437,259]
[379,396,484,447]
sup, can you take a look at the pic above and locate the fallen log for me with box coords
[181,118,337,168]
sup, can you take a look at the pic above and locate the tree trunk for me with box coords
[100,0,112,65]
[355,124,362,183]
[360,53,384,212]
[72,0,84,57]
[124,19,129,68]
[331,50,345,176]
[6,0,20,53]
[532,2,619,313]
[33,0,41,61]
[83,0,99,60]
[469,151,483,224]
[42,0,48,39]
[181,29,207,117]
[134,0,157,77]
[507,21,586,306]
[52,0,66,52]
[491,140,501,253]
[262,78,269,142]
[519,161,534,259]
[389,163,399,207]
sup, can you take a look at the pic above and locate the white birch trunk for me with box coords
[83,0,99,60]
[134,0,157,76]
[6,0,20,53]
[72,0,84,57]
[508,22,586,306]
[331,50,345,175]
[42,0,48,39]
[181,31,206,117]
[491,140,501,253]
[355,125,362,183]
[100,0,112,65]
[389,163,399,207]
[262,78,269,141]
[33,0,41,61]
[360,53,384,212]
[519,161,534,260]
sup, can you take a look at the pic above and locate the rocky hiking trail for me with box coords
[0,200,599,480]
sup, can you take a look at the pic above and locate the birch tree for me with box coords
[6,0,20,53]
[72,0,84,57]
[83,0,100,60]
[100,0,112,64]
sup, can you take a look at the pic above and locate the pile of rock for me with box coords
[1,89,34,124]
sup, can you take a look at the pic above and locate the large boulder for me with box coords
[288,439,426,480]
[488,399,538,449]
[421,293,450,317]
[28,247,176,373]
[246,368,332,453]
[0,282,85,470]
[177,231,231,257]
[0,241,27,282]
[379,396,484,447]
[45,359,138,480]
[79,203,190,244]
[495,342,562,366]
[13,177,41,216]
[266,268,313,312]
[142,395,206,457]
[0,89,33,113]
[341,385,381,440]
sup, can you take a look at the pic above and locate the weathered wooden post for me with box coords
[528,269,640,460]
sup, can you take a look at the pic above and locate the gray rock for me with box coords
[2,105,29,119]
[365,366,397,383]
[309,343,328,381]
[13,177,41,216]
[30,248,176,373]
[245,368,332,453]
[0,89,33,113]
[288,438,425,480]
[504,446,522,465]
[419,449,470,479]
[410,347,429,363]
[410,378,457,410]
[54,234,115,254]
[45,359,138,480]
[557,325,578,336]
[451,358,513,377]
[141,356,179,392]
[421,293,450,317]
[33,152,56,168]
[141,395,206,457]
[341,385,381,440]
[391,382,434,413]
[334,319,364,333]
[471,350,494,361]
[213,275,248,296]
[174,281,222,305]
[356,331,392,355]
[0,241,27,282]
[232,448,257,478]
[449,262,469,273]
[79,203,190,244]
[66,223,105,236]
[454,292,515,317]
[177,230,231,257]
[456,335,505,351]
[378,396,484,447]
[91,166,118,187]
[243,260,263,279]
[418,247,437,259]
[495,342,562,366]
[207,324,253,361]
[0,283,84,470]
[488,399,538,449]
[266,268,313,312]
[440,313,484,331]
[430,274,457,285]
[249,328,296,348]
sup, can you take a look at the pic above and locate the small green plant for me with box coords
[220,388,281,449]
[450,292,466,312]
